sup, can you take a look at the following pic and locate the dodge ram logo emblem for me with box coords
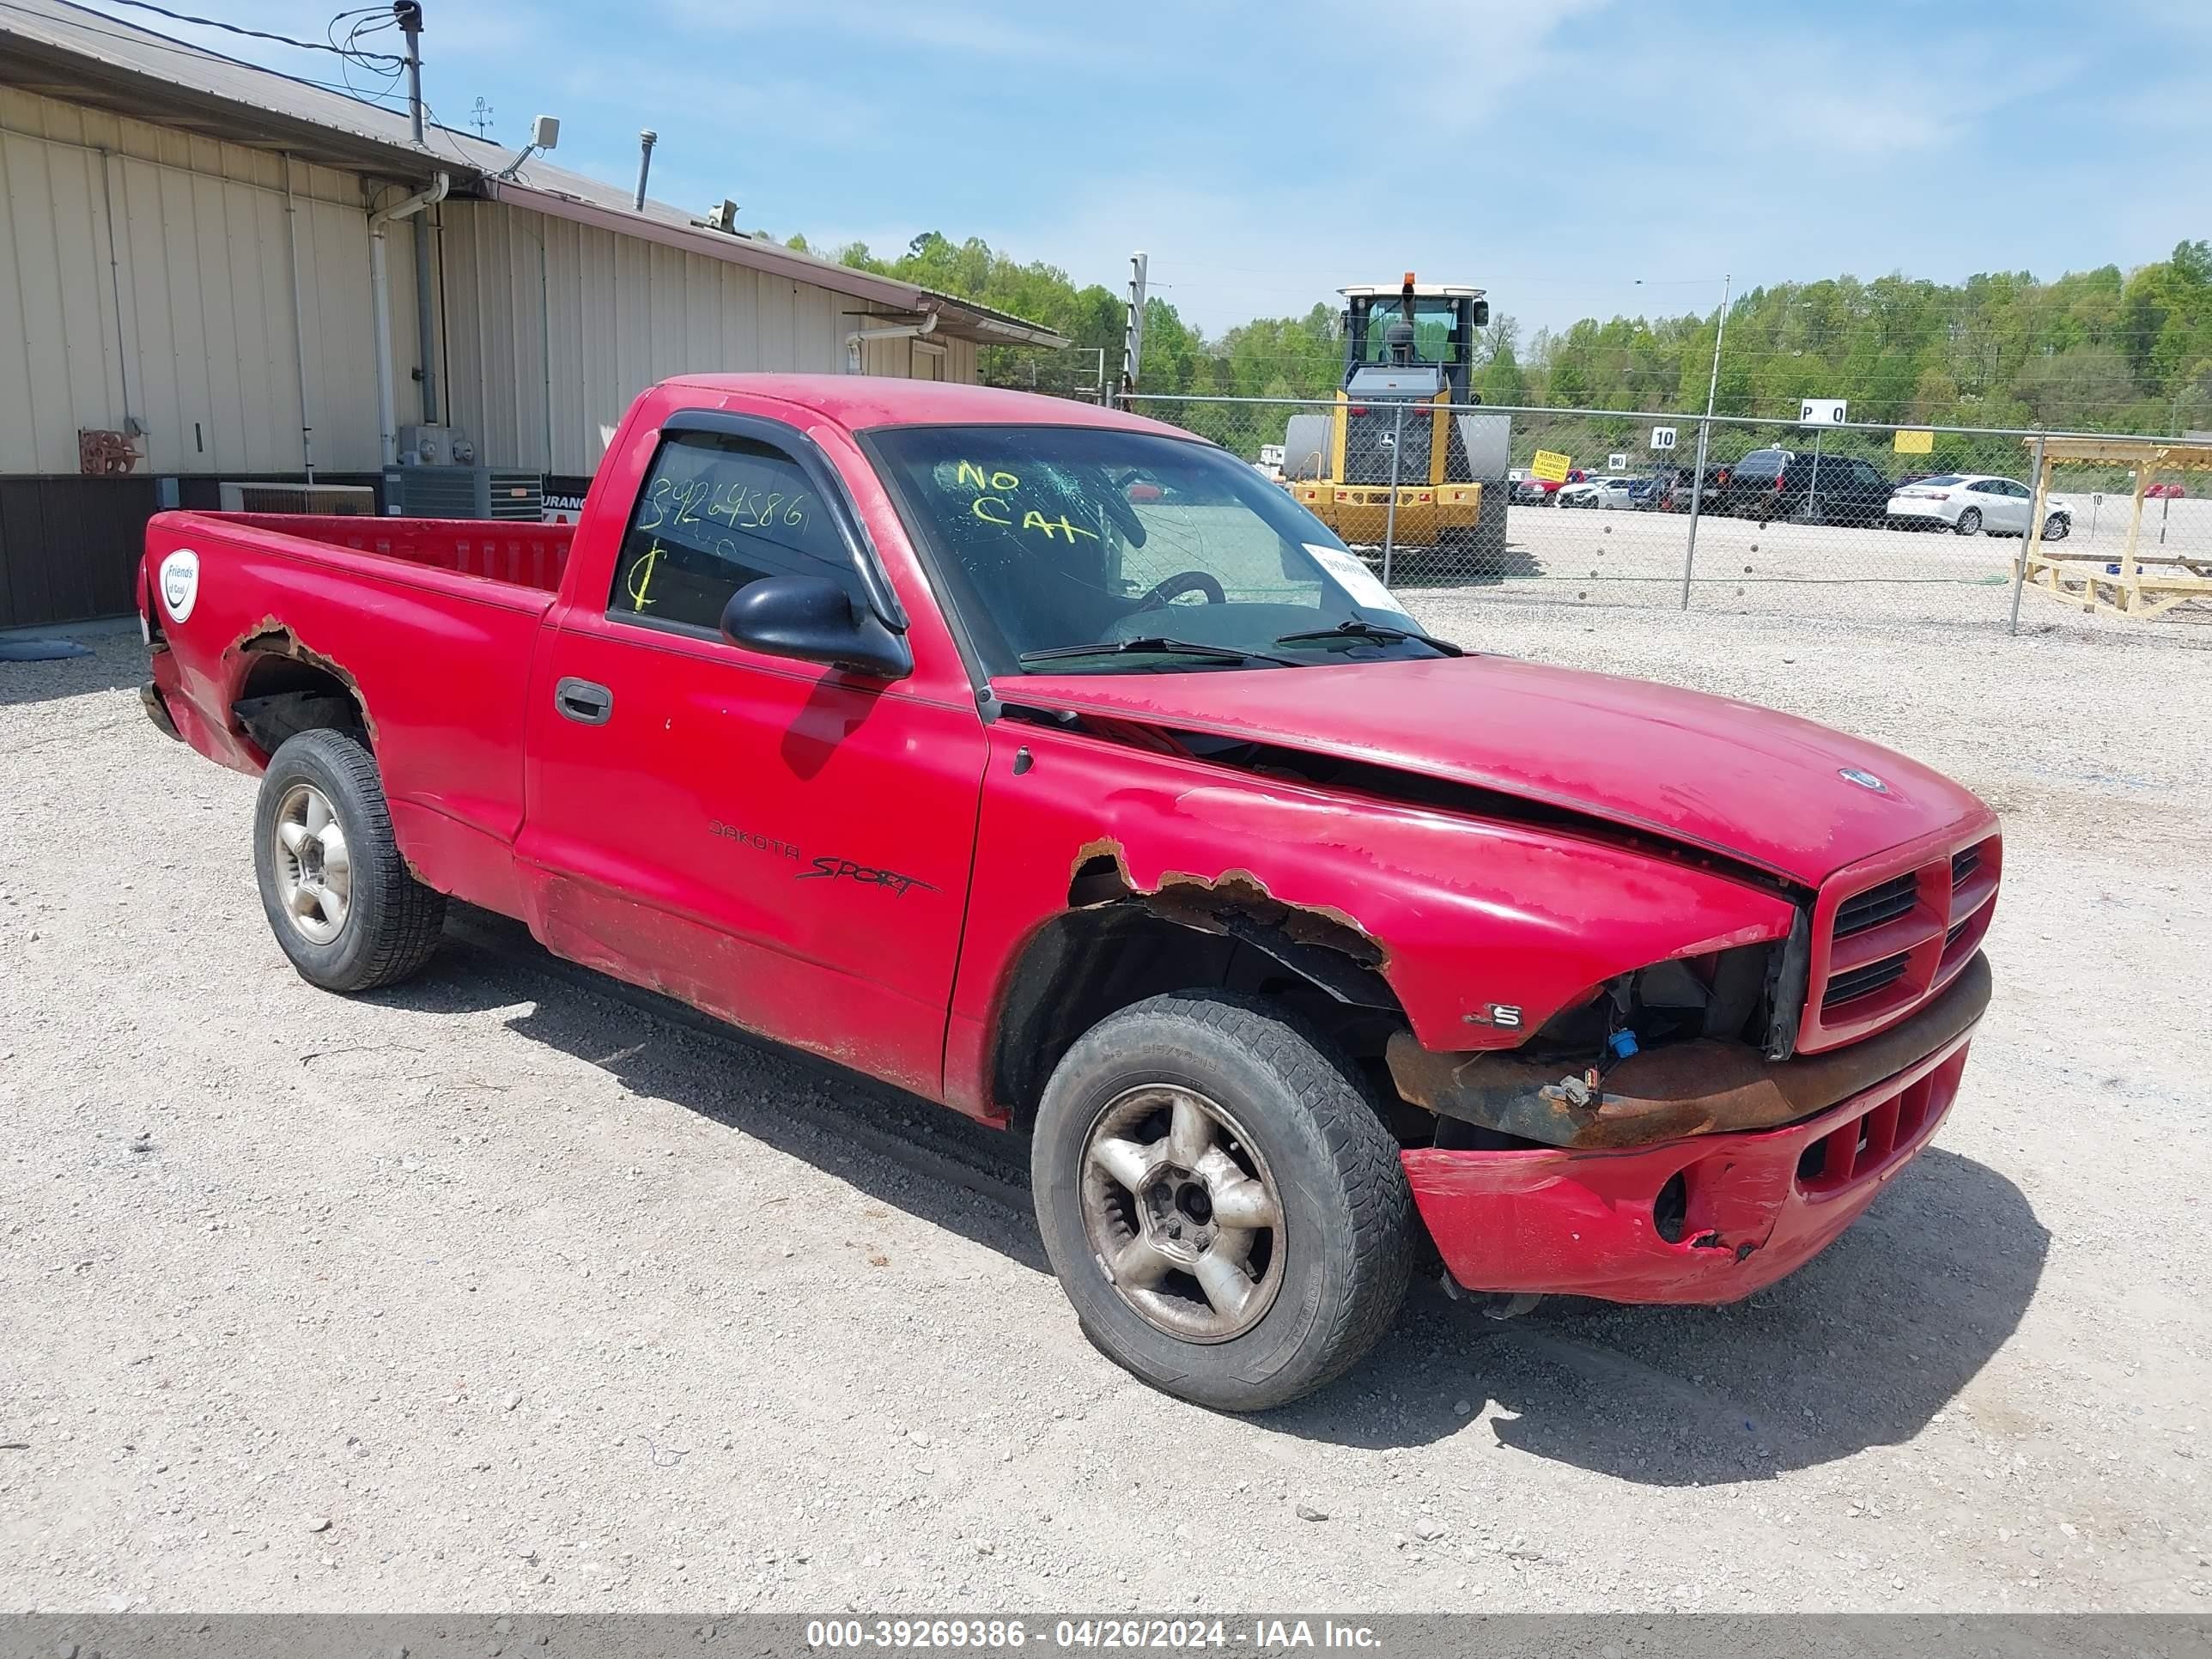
[1838,766,1887,793]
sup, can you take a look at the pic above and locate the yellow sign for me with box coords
[1530,449,1571,483]
[1894,428,1935,455]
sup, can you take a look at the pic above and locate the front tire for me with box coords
[253,728,446,993]
[2043,513,2069,542]
[1955,507,1983,536]
[1030,992,1414,1413]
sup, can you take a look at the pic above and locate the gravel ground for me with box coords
[3,605,2209,1615]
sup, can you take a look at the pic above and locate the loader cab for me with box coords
[1340,278,1488,404]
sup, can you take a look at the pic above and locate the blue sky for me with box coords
[118,0,2212,336]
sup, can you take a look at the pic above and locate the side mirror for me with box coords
[720,574,911,680]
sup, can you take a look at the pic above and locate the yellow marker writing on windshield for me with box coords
[957,460,1020,493]
[972,496,1012,526]
[626,539,664,609]
[1022,509,1097,543]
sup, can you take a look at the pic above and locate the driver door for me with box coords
[518,412,987,1099]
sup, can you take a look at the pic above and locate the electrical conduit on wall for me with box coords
[368,173,448,467]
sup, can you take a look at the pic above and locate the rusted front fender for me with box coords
[1388,950,1990,1151]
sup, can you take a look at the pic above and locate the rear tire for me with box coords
[1030,991,1415,1413]
[1955,507,1983,536]
[253,728,445,993]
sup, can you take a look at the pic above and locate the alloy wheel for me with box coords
[1079,1084,1286,1342]
[271,782,352,945]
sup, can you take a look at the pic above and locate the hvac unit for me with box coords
[380,466,545,521]
[217,482,376,514]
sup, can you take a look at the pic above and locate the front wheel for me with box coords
[1030,992,1415,1413]
[252,728,446,993]
[2043,513,2069,542]
[1955,507,1983,536]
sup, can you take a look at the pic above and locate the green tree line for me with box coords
[810,231,2212,441]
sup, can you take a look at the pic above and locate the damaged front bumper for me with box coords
[1395,951,1990,1303]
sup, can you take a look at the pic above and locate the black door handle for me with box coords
[556,677,613,725]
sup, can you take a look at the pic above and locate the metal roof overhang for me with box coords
[0,22,455,177]
[1,0,1070,352]
[481,179,1069,349]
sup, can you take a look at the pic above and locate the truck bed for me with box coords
[218,514,574,594]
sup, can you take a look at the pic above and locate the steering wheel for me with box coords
[1132,570,1226,612]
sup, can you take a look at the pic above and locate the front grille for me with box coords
[1802,834,2000,1050]
[1796,1052,1966,1194]
[1823,951,1911,1009]
[1834,872,1918,938]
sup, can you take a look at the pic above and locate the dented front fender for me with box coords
[949,720,1801,1091]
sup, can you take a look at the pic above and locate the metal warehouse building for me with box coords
[0,0,1066,629]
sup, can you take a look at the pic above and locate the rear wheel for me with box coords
[1030,992,1415,1413]
[1955,507,1983,536]
[253,728,445,993]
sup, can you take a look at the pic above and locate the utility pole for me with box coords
[1680,270,1731,609]
[394,1,424,145]
[1120,252,1148,404]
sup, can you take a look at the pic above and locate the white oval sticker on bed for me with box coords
[158,548,200,623]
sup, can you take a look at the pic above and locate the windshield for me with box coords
[1359,296,1462,363]
[869,424,1444,675]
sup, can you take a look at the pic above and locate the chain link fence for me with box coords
[1120,393,2212,636]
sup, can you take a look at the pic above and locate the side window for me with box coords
[608,429,862,632]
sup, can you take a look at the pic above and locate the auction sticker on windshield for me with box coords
[1305,544,1413,617]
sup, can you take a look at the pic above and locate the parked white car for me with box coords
[1559,475,1639,510]
[1887,474,2073,539]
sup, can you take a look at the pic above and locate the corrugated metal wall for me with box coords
[438,200,978,477]
[0,88,418,478]
[0,87,996,625]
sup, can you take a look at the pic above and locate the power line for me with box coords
[90,0,405,61]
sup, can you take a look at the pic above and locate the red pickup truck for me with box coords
[140,374,1998,1411]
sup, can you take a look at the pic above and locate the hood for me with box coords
[1003,655,1994,888]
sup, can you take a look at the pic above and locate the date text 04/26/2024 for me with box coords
[803,1619,1383,1650]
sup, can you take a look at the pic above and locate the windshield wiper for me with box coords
[1018,635,1292,668]
[1273,618,1463,656]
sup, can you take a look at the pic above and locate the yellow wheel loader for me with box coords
[1282,276,1514,576]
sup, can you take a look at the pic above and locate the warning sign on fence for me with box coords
[1894,428,1935,455]
[1530,449,1571,483]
